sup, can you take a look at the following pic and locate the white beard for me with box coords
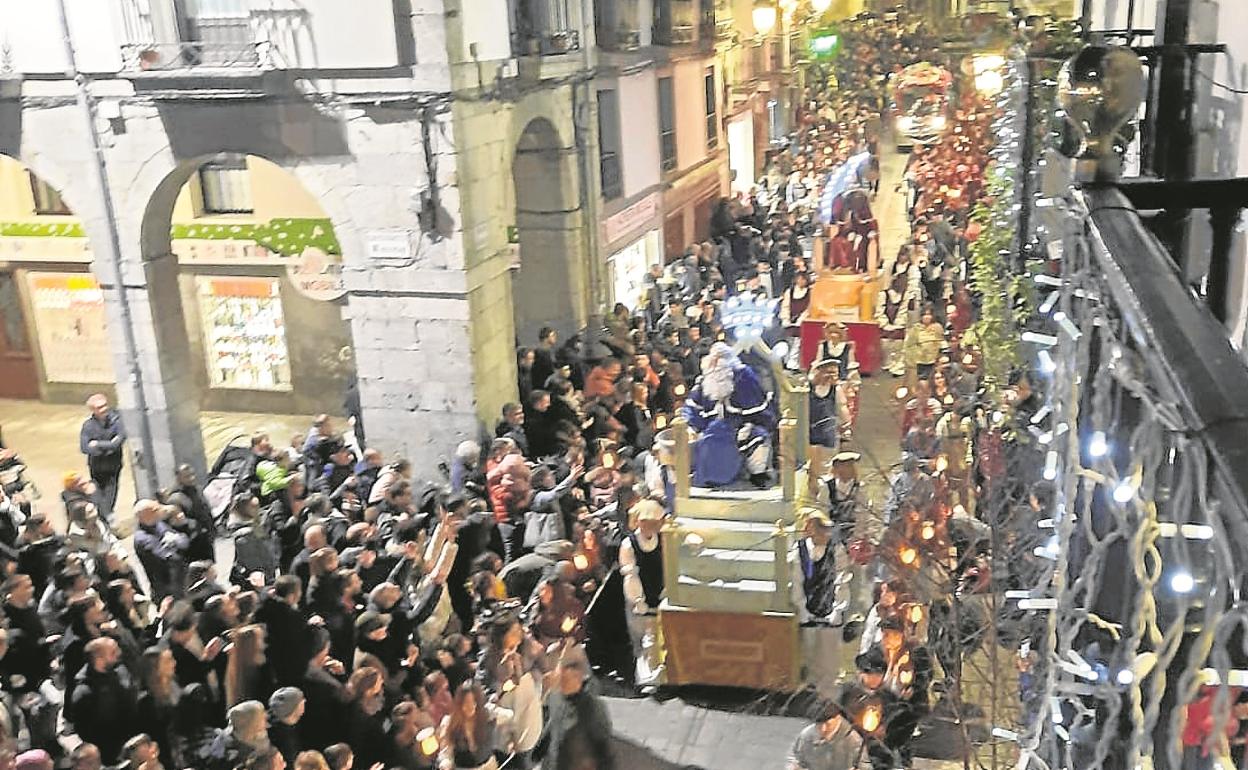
[702,366,736,403]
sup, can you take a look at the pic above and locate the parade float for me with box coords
[652,296,812,691]
[892,62,953,150]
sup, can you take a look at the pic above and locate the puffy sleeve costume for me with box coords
[681,343,778,487]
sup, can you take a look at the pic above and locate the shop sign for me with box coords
[286,246,346,301]
[172,239,278,266]
[25,272,114,384]
[0,237,92,263]
[604,193,660,245]
[365,230,412,263]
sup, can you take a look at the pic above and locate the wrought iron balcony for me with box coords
[120,42,268,71]
[116,0,306,72]
[653,0,699,47]
[513,0,582,56]
[594,0,642,51]
[600,151,623,200]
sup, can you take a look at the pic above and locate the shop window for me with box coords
[26,273,114,384]
[197,276,292,391]
[28,174,70,216]
[198,155,254,215]
[598,90,623,200]
[659,77,677,172]
[704,69,718,150]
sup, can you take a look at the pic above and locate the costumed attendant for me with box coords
[681,342,777,489]
[806,359,846,497]
[813,323,857,380]
[902,304,944,388]
[791,509,850,697]
[780,273,813,370]
[619,500,666,687]
[875,271,915,377]
[823,451,862,544]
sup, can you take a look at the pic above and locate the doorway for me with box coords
[0,272,40,399]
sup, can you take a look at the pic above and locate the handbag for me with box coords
[522,509,564,548]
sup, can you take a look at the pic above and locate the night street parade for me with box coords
[0,1,1246,769]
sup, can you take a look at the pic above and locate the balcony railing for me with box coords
[595,0,642,51]
[1019,40,1248,770]
[600,151,622,200]
[1027,179,1248,770]
[513,0,582,56]
[116,0,309,71]
[660,132,677,172]
[699,0,716,44]
[653,0,698,47]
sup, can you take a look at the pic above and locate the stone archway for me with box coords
[510,117,585,344]
[136,153,360,477]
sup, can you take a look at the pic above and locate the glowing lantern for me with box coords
[561,616,576,634]
[935,455,948,473]
[899,545,918,566]
[920,522,936,541]
[418,728,439,756]
[573,553,589,571]
[909,605,924,624]
[895,386,909,400]
[861,703,882,733]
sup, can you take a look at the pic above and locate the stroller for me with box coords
[0,429,38,516]
[204,434,253,529]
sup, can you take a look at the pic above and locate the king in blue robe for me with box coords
[681,342,779,488]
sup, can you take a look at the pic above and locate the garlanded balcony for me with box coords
[1011,37,1248,770]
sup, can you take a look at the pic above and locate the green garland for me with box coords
[968,167,1026,396]
[0,217,341,257]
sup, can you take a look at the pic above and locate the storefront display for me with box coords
[728,115,757,194]
[197,276,292,391]
[26,272,113,384]
[610,231,661,310]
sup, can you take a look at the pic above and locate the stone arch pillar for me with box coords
[7,103,209,499]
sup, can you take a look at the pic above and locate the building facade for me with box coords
[0,0,799,494]
[0,0,606,494]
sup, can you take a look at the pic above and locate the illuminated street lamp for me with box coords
[753,1,778,36]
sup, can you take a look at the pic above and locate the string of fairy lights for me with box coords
[1009,69,1248,770]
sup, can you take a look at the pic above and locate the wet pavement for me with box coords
[0,398,313,533]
